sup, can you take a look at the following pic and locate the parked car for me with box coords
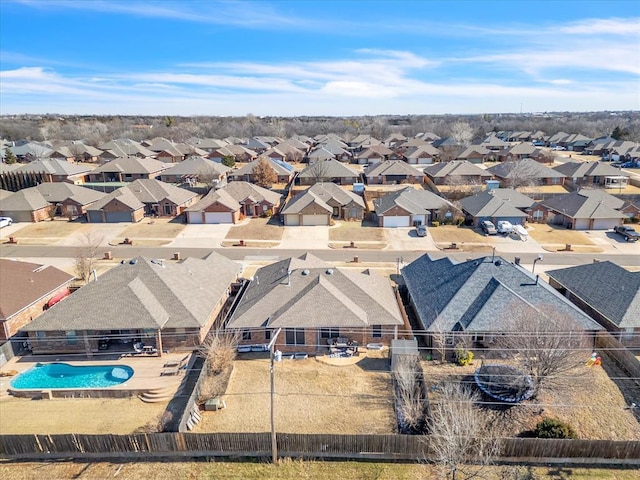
[0,217,13,228]
[620,161,639,168]
[552,146,566,151]
[480,220,497,235]
[613,225,640,242]
[416,225,427,237]
[496,221,514,235]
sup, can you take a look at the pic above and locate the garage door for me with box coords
[187,212,203,224]
[105,211,133,223]
[285,215,299,226]
[302,214,328,226]
[204,212,233,224]
[383,216,411,227]
[592,218,617,230]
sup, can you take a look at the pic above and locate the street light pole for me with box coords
[268,328,282,464]
[532,254,543,274]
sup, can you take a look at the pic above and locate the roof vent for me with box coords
[494,260,503,266]
[301,269,310,276]
[129,258,137,265]
[326,269,334,275]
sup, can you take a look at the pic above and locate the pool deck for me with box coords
[0,352,193,399]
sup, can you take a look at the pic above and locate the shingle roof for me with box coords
[459,191,529,218]
[0,189,51,211]
[0,259,74,321]
[402,254,602,333]
[22,254,240,332]
[298,159,359,179]
[91,156,168,175]
[282,183,364,215]
[14,159,91,176]
[32,183,106,206]
[90,179,196,211]
[541,190,626,219]
[487,159,565,179]
[487,188,536,209]
[160,156,231,177]
[548,262,640,328]
[365,160,425,177]
[373,187,453,215]
[232,158,293,177]
[423,160,492,178]
[227,255,402,329]
[553,161,629,178]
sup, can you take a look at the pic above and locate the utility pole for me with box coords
[268,328,282,464]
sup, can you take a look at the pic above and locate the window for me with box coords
[285,328,304,346]
[36,331,46,341]
[163,204,172,215]
[533,210,544,221]
[320,328,339,339]
[372,325,382,338]
[65,330,78,345]
[242,330,251,340]
[265,329,271,341]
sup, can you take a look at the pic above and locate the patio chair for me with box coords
[163,354,189,368]
[161,366,180,376]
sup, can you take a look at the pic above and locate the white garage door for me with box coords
[285,215,299,226]
[573,218,590,230]
[592,218,617,230]
[187,212,203,224]
[204,212,233,224]
[302,214,328,226]
[383,216,411,227]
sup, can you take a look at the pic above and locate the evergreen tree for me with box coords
[4,148,17,164]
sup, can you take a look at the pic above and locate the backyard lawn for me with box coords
[226,217,284,241]
[196,354,396,434]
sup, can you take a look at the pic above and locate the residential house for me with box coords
[402,145,441,164]
[8,141,53,162]
[297,159,360,185]
[15,183,106,219]
[364,160,425,185]
[373,187,454,227]
[553,161,629,190]
[0,259,74,342]
[98,139,156,160]
[498,143,548,162]
[281,182,365,226]
[459,190,531,227]
[185,181,282,224]
[228,158,295,184]
[432,137,464,161]
[456,146,493,164]
[539,189,626,230]
[402,254,602,352]
[186,137,229,154]
[423,160,493,185]
[87,179,197,222]
[13,159,92,185]
[88,156,169,183]
[22,254,241,355]
[209,144,257,163]
[225,254,403,353]
[307,144,352,163]
[0,189,55,222]
[159,156,231,185]
[486,159,566,187]
[547,262,640,347]
[355,145,394,164]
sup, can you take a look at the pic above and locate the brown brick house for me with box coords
[225,254,404,353]
[22,254,241,355]
[0,259,74,342]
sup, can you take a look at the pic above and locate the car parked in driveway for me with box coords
[416,225,427,237]
[613,225,640,242]
[0,217,13,228]
[496,221,514,235]
[480,220,497,235]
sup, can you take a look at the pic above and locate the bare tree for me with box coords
[496,304,590,398]
[198,329,240,376]
[252,157,278,188]
[73,231,103,284]
[393,354,428,433]
[450,121,474,147]
[285,148,304,164]
[443,175,483,200]
[305,160,331,184]
[429,382,500,480]
[432,323,450,364]
[503,161,541,189]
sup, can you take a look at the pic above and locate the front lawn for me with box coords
[329,220,385,242]
[226,217,284,241]
[527,224,594,245]
[428,225,489,243]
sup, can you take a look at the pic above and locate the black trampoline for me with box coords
[474,364,534,403]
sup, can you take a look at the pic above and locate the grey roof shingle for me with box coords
[487,159,565,179]
[298,160,358,179]
[227,254,402,329]
[14,159,91,176]
[161,156,231,177]
[89,179,196,211]
[547,261,640,329]
[365,160,425,177]
[402,254,602,333]
[541,190,626,219]
[22,254,241,332]
[91,156,168,175]
[373,187,453,215]
[282,183,364,215]
[553,161,629,178]
[423,160,492,179]
[459,191,529,218]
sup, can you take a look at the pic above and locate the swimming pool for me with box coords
[10,362,134,390]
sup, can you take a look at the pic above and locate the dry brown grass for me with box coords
[3,462,639,480]
[0,397,168,434]
[429,225,489,243]
[116,219,186,239]
[226,217,284,241]
[422,357,640,440]
[329,221,385,242]
[10,220,87,238]
[528,224,595,245]
[195,355,396,434]
[328,242,387,250]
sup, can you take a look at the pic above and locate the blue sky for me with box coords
[1,0,639,116]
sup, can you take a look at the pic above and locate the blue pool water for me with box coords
[10,362,134,390]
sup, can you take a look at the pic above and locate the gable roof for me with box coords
[226,254,402,329]
[22,254,240,331]
[486,188,536,209]
[423,160,492,179]
[486,159,565,180]
[91,156,168,175]
[553,161,630,178]
[0,188,52,211]
[365,160,425,178]
[160,156,231,177]
[373,187,453,215]
[281,183,364,215]
[0,259,74,321]
[541,190,626,219]
[298,159,359,179]
[13,159,91,176]
[231,157,294,177]
[459,191,529,218]
[403,145,441,158]
[402,254,602,333]
[547,262,640,329]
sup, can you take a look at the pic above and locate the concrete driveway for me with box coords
[280,225,329,249]
[384,227,437,251]
[585,229,640,254]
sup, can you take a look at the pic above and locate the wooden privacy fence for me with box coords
[595,331,640,382]
[1,433,639,464]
